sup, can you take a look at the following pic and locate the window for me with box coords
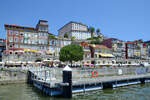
[9,44,13,48]
[24,39,27,44]
[15,38,18,42]
[28,40,31,44]
[28,34,31,37]
[20,32,24,36]
[103,61,105,64]
[15,32,18,35]
[95,54,97,58]
[52,40,55,45]
[9,37,13,42]
[14,44,18,48]
[20,38,24,43]
[9,31,13,35]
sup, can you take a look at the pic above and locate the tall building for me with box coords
[58,21,92,40]
[5,20,49,54]
[0,39,6,61]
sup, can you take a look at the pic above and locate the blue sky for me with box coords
[0,0,149,41]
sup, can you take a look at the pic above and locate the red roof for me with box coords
[80,42,88,46]
[5,24,36,31]
[126,40,137,44]
[8,48,24,51]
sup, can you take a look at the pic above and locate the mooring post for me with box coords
[62,65,72,98]
[27,70,33,84]
[45,70,47,81]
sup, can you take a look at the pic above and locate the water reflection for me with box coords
[0,83,150,100]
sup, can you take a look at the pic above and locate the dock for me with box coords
[27,66,150,98]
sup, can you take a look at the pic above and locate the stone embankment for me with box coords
[0,68,27,85]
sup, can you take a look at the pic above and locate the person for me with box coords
[4,62,6,67]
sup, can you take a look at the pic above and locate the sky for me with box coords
[0,0,149,41]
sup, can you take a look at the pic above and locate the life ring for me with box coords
[92,70,98,77]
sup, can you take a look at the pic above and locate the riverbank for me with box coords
[0,69,27,85]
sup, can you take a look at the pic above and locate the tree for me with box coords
[71,36,75,41]
[90,39,101,44]
[88,27,95,38]
[64,33,68,38]
[87,37,94,40]
[59,44,84,66]
[96,28,100,35]
[96,28,101,37]
[48,34,56,39]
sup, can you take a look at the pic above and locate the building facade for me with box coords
[125,40,142,59]
[141,41,150,60]
[0,39,6,61]
[102,38,126,58]
[58,21,93,40]
[89,44,114,58]
[80,42,91,59]
[5,20,49,54]
[49,37,72,57]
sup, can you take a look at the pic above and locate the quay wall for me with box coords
[72,67,150,78]
[49,67,150,79]
[0,70,27,85]
[0,66,150,85]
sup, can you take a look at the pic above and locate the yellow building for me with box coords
[89,44,114,58]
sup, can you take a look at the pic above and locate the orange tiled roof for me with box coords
[80,42,88,46]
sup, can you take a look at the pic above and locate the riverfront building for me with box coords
[80,42,91,59]
[5,20,49,54]
[125,40,142,59]
[89,44,114,59]
[102,38,126,58]
[1,19,150,65]
[58,21,96,40]
[0,39,6,61]
[143,41,150,60]
[49,36,72,57]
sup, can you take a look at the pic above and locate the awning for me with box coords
[30,49,37,52]
[43,59,52,62]
[24,48,30,51]
[99,53,115,58]
[24,48,37,52]
[84,63,93,66]
[134,52,140,55]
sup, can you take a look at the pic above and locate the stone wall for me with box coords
[0,70,27,85]
[2,53,52,62]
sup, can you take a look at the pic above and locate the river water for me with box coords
[0,83,150,100]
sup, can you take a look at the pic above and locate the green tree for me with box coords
[96,28,100,35]
[90,39,101,44]
[87,37,94,40]
[88,27,95,38]
[48,34,56,39]
[71,36,75,41]
[59,44,84,66]
[64,33,68,38]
